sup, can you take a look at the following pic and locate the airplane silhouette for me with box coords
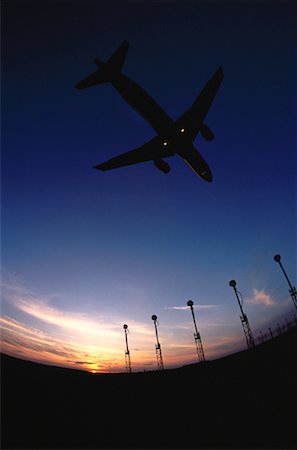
[75,41,223,182]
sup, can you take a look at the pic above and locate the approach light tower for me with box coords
[123,324,132,373]
[229,280,255,349]
[187,300,206,362]
[151,315,164,370]
[274,254,297,311]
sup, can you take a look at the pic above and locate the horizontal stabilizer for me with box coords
[75,40,129,90]
[75,69,109,89]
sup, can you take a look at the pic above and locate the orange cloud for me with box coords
[251,289,275,306]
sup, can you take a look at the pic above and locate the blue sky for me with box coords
[1,0,296,372]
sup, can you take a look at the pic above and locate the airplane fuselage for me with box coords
[111,72,174,137]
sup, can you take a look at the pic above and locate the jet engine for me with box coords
[154,159,171,174]
[200,123,215,141]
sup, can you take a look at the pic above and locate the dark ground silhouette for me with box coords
[1,326,296,449]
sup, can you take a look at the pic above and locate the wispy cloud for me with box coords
[1,278,152,342]
[250,289,275,306]
[164,305,217,311]
[17,298,119,337]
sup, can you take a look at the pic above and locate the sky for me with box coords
[1,0,296,373]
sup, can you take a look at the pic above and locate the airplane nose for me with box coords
[201,170,212,182]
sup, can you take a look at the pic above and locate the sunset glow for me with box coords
[1,272,294,372]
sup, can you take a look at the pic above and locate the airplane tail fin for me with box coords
[107,40,129,72]
[75,41,129,90]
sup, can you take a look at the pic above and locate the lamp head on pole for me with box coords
[187,300,194,307]
[123,324,128,330]
[151,315,157,321]
[274,254,281,262]
[229,279,237,288]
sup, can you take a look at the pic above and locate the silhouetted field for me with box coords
[1,327,296,449]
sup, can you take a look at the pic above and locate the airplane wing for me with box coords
[94,136,174,171]
[175,67,224,141]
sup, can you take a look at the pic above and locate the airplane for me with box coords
[75,41,223,182]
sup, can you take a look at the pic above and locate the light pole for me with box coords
[229,280,255,349]
[123,324,132,373]
[151,315,164,370]
[187,300,205,362]
[274,254,297,311]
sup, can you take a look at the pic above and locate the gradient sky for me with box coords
[1,0,296,373]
